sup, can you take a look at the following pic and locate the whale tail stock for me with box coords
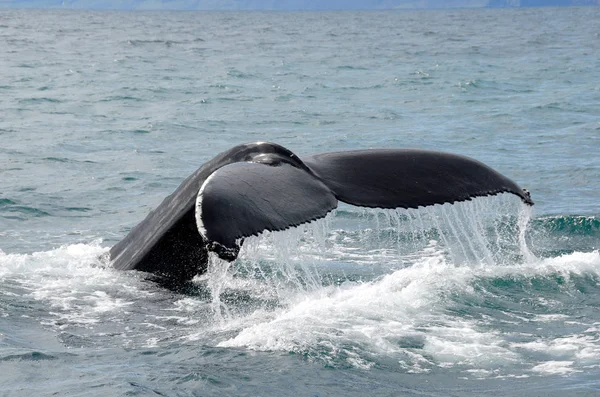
[109,142,533,282]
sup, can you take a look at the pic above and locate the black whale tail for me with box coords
[110,142,533,283]
[195,144,532,257]
[303,149,533,209]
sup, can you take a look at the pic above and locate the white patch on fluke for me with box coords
[195,170,218,239]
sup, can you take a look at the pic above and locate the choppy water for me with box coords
[1,7,600,396]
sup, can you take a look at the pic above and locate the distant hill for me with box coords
[489,0,599,6]
[1,0,598,10]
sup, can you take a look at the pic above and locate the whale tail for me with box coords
[110,142,532,282]
[196,146,532,257]
[303,149,533,209]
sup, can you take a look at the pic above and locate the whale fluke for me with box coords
[109,142,532,282]
[303,149,533,209]
[196,161,338,257]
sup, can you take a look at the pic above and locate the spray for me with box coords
[203,194,535,322]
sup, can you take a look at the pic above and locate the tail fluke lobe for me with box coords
[109,142,533,284]
[303,149,533,209]
[195,161,338,254]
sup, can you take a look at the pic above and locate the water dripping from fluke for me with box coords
[201,193,535,324]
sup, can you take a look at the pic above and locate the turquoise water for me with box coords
[1,7,599,396]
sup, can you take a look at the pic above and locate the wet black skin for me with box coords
[108,142,533,284]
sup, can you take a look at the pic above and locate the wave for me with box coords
[205,197,600,375]
[218,249,600,374]
[2,195,599,377]
[0,198,51,220]
[533,215,600,236]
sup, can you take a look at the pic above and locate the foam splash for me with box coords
[205,195,532,317]
[3,195,600,378]
[203,195,600,376]
[218,248,600,374]
[0,242,136,326]
[0,241,107,277]
[0,242,216,349]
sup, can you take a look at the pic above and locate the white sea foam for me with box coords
[217,249,600,373]
[217,250,495,368]
[0,241,220,348]
[0,242,143,328]
[213,199,600,375]
[531,361,579,375]
[3,196,600,377]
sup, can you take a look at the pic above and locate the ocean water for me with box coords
[1,6,600,396]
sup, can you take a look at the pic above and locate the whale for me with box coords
[109,142,533,282]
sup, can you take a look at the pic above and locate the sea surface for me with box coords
[1,7,600,396]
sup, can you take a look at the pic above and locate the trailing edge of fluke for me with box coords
[108,142,533,282]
